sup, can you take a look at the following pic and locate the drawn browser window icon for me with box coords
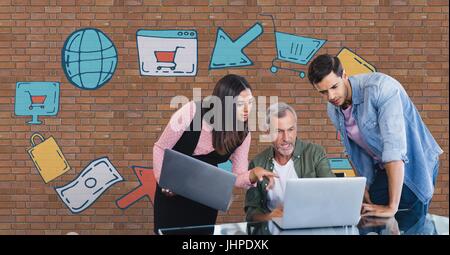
[137,30,198,77]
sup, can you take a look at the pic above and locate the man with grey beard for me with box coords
[244,102,335,222]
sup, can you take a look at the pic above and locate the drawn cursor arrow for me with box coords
[116,166,156,210]
[209,22,263,69]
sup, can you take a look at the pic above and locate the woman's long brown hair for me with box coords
[207,74,252,155]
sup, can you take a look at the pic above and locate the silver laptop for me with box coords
[159,149,236,212]
[272,177,366,229]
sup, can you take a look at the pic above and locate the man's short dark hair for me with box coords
[307,54,344,85]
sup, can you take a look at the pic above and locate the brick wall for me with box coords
[0,0,448,234]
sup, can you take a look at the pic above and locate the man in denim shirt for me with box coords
[307,54,443,218]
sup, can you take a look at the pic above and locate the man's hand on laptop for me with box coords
[361,203,397,218]
[361,186,399,217]
[249,167,279,190]
[161,188,176,197]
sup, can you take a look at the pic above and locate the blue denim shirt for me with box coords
[327,72,443,203]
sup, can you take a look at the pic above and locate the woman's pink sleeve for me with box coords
[230,133,253,188]
[152,101,196,183]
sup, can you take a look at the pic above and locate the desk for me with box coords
[159,212,449,235]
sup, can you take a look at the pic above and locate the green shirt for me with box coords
[244,138,334,221]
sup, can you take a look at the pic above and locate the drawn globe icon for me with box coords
[62,28,118,90]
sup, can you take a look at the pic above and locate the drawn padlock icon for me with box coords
[27,132,71,183]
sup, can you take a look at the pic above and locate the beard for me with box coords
[276,143,294,156]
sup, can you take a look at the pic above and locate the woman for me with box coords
[152,74,276,233]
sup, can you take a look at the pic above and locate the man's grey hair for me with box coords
[265,102,298,129]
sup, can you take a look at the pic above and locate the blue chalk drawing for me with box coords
[14,82,60,125]
[61,28,118,90]
[261,14,327,78]
[137,30,198,76]
[328,158,352,170]
[218,160,233,172]
[209,22,263,69]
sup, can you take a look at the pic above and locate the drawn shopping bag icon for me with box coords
[27,133,71,183]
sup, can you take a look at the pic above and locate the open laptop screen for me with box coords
[159,149,236,211]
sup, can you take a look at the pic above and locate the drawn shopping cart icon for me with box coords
[154,46,185,71]
[25,91,47,110]
[261,14,326,78]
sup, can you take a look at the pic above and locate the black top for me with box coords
[172,101,238,166]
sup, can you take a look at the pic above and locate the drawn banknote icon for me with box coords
[55,157,123,214]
